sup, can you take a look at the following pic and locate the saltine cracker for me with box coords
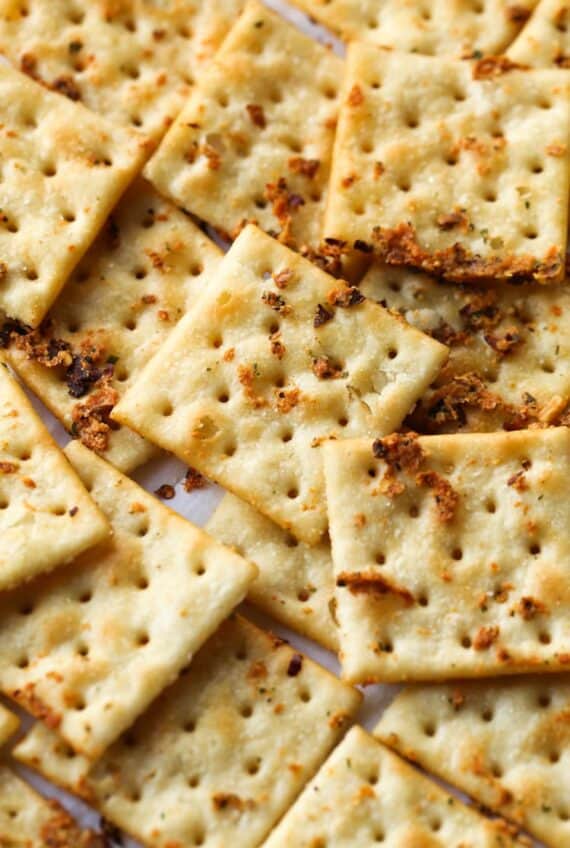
[0,62,149,326]
[15,616,361,848]
[289,0,538,57]
[0,0,245,142]
[144,0,342,249]
[0,440,256,759]
[265,725,519,848]
[207,493,337,650]
[377,676,570,847]
[326,45,569,283]
[4,180,223,473]
[0,365,109,591]
[324,428,570,682]
[113,224,447,545]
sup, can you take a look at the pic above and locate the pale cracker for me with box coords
[0,704,18,747]
[0,762,104,847]
[113,224,447,545]
[326,45,570,283]
[0,440,256,760]
[264,725,519,848]
[0,0,244,142]
[4,179,223,474]
[0,365,109,591]
[360,263,570,433]
[144,0,342,249]
[207,492,338,650]
[0,64,149,328]
[289,0,538,57]
[376,676,570,847]
[324,428,570,683]
[508,0,570,67]
[15,615,362,848]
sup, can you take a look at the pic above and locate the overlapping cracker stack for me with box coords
[0,0,569,844]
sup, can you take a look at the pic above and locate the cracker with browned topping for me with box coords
[326,44,569,283]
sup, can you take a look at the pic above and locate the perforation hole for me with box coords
[485,499,496,514]
[131,115,143,128]
[137,577,149,590]
[529,542,541,555]
[62,211,76,223]
[538,693,551,708]
[79,590,93,604]
[430,818,442,832]
[361,141,374,154]
[525,230,538,240]
[446,154,458,166]
[281,431,293,443]
[211,335,223,349]
[26,268,38,281]
[161,402,173,417]
[77,643,89,658]
[217,391,230,404]
[0,498,9,510]
[452,547,463,561]
[245,758,261,775]
[137,522,149,538]
[225,444,237,458]
[190,264,203,277]
[19,602,33,616]
[387,347,398,359]
[17,655,29,669]
[539,631,551,645]
[491,763,503,778]
[240,704,253,718]
[194,564,206,577]
[375,552,386,565]
[287,487,299,500]
[136,632,150,647]
[134,267,147,280]
[397,179,411,193]
[484,191,497,203]
[418,594,429,607]
[423,722,436,737]
[482,708,494,722]
[461,636,472,649]
[322,85,337,99]
[183,719,196,733]
[559,808,569,822]
[188,774,200,787]
[338,416,349,427]
[368,770,379,785]
[409,505,419,517]
[368,467,377,478]
[530,162,544,174]
[285,535,299,548]
[299,688,311,703]
[374,830,385,843]
[43,163,57,177]
[549,751,560,763]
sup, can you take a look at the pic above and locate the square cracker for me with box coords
[0,440,256,760]
[376,676,570,847]
[0,763,104,847]
[324,428,570,683]
[289,0,538,57]
[14,615,362,848]
[360,264,570,433]
[508,0,570,67]
[0,704,18,746]
[0,0,244,142]
[0,63,148,327]
[144,0,342,249]
[207,492,338,650]
[113,224,447,545]
[0,365,109,591]
[264,725,519,848]
[4,179,223,474]
[326,44,570,283]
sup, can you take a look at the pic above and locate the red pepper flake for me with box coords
[273,268,294,289]
[328,286,365,308]
[312,355,343,380]
[287,654,303,676]
[472,625,500,650]
[246,103,266,128]
[0,461,18,473]
[261,291,292,315]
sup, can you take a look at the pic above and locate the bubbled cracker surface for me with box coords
[0,0,245,142]
[326,46,569,283]
[264,725,519,848]
[0,365,109,591]
[324,428,570,683]
[207,492,338,650]
[376,676,570,847]
[144,0,342,249]
[508,0,570,67]
[114,224,447,545]
[290,0,538,56]
[0,62,149,327]
[0,440,256,760]
[17,616,362,848]
[360,264,570,432]
[6,179,223,474]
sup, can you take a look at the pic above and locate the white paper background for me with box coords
[2,3,542,845]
